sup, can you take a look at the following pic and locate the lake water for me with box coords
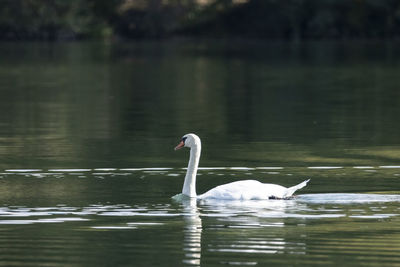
[0,41,399,266]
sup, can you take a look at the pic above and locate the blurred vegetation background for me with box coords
[1,0,400,41]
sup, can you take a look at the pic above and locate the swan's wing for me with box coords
[198,179,310,200]
[199,180,286,200]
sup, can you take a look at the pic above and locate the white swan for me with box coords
[174,133,310,200]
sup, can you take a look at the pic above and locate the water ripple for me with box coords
[298,193,400,204]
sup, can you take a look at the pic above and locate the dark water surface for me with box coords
[0,41,400,266]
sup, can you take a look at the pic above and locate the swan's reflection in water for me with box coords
[179,197,309,266]
[199,199,307,259]
[181,198,202,266]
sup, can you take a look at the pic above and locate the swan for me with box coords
[174,133,310,200]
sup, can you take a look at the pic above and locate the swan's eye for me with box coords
[182,137,187,143]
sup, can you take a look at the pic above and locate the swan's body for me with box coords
[175,133,309,200]
[198,179,309,200]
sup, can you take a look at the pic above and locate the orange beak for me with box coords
[174,141,185,151]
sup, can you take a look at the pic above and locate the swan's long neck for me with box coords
[182,144,201,197]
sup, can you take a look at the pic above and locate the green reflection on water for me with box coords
[0,41,400,169]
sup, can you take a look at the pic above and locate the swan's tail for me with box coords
[284,179,310,198]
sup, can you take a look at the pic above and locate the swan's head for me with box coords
[174,133,201,150]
